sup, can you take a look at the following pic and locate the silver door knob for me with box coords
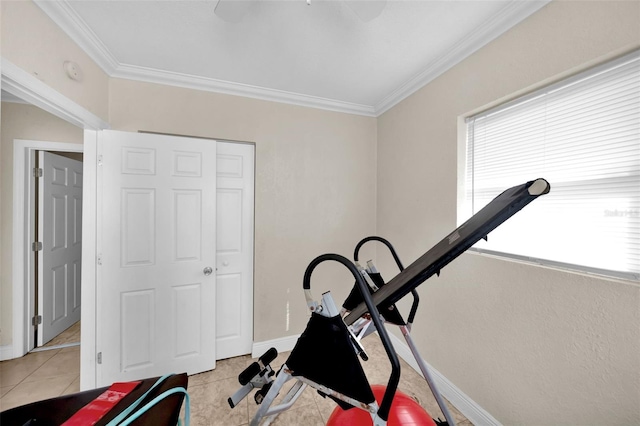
[203,266,213,276]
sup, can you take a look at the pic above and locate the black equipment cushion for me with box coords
[286,313,375,409]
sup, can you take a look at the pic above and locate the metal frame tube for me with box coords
[401,325,456,426]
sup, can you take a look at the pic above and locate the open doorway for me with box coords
[12,139,84,354]
[30,149,84,352]
[1,67,107,395]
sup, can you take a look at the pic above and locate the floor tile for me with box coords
[190,355,251,387]
[42,320,81,348]
[0,374,77,411]
[188,377,248,426]
[61,375,81,396]
[0,386,14,398]
[23,348,81,382]
[0,350,59,387]
[265,404,325,426]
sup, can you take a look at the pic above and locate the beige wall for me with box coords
[0,102,84,346]
[108,79,378,341]
[377,1,640,424]
[0,0,109,121]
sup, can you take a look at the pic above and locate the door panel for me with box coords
[215,142,254,359]
[97,130,216,385]
[38,152,83,345]
[174,190,202,261]
[173,283,203,358]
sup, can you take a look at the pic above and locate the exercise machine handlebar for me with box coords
[353,236,420,326]
[354,236,404,270]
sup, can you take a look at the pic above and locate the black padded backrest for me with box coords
[344,178,550,325]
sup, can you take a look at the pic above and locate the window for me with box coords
[464,50,640,280]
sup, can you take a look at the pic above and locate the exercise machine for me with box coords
[229,178,550,425]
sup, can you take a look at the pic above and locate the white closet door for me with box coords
[96,130,217,385]
[215,142,254,359]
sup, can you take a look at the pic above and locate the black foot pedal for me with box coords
[230,348,279,410]
[239,362,262,386]
[238,347,278,385]
[259,347,278,366]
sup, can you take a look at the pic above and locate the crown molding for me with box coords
[1,57,110,130]
[1,89,29,104]
[35,0,548,118]
[374,0,551,116]
[112,63,377,117]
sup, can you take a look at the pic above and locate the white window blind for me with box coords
[465,50,640,280]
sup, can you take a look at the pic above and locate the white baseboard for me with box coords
[251,334,300,359]
[389,333,502,426]
[0,344,14,361]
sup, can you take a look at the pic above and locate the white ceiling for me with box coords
[33,0,549,116]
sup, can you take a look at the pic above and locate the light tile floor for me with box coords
[41,320,82,349]
[1,324,473,425]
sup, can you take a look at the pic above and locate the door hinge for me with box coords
[97,253,103,266]
[31,315,42,326]
[97,352,102,364]
[32,241,43,251]
[33,167,43,177]
[97,155,103,166]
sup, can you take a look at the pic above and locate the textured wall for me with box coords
[377,1,640,424]
[0,1,109,121]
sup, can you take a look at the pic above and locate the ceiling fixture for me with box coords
[343,1,387,22]
[214,0,387,23]
[214,0,253,23]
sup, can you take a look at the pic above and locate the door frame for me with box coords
[4,57,109,360]
[13,140,84,355]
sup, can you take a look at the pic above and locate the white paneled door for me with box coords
[96,130,217,385]
[38,152,83,346]
[215,142,254,359]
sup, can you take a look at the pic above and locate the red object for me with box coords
[61,381,142,426]
[326,385,436,426]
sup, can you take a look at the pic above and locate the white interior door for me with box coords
[215,142,254,359]
[38,151,83,346]
[96,130,216,385]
